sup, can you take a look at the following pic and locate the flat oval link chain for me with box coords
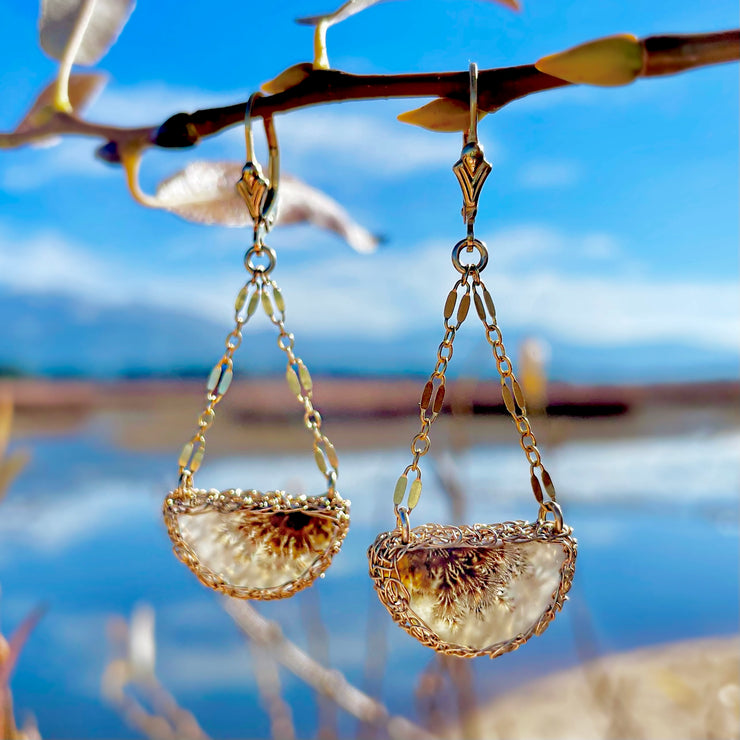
[258,272,339,493]
[392,270,474,515]
[393,259,557,519]
[176,239,338,494]
[176,270,259,489]
[469,272,558,507]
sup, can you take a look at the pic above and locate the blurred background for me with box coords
[0,1,738,738]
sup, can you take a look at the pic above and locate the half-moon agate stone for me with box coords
[398,540,566,649]
[178,508,341,589]
[369,522,576,655]
[165,489,349,596]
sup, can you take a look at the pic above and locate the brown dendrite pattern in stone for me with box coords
[368,520,577,658]
[164,487,350,600]
[398,545,529,627]
[233,510,339,566]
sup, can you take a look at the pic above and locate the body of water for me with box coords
[1,418,738,738]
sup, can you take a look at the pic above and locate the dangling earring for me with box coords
[164,94,350,600]
[367,64,576,658]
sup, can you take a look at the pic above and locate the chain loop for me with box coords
[176,91,338,495]
[245,243,277,275]
[393,238,557,516]
[451,237,489,274]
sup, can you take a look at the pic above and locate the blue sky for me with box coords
[0,0,737,381]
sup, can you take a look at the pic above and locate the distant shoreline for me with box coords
[4,377,738,453]
[2,376,738,415]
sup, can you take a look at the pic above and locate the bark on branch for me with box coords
[0,29,737,159]
[150,29,740,151]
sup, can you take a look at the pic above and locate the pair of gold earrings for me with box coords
[163,65,576,659]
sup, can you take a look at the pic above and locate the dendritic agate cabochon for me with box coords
[164,489,350,599]
[369,521,576,656]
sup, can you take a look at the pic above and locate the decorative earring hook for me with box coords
[452,62,492,238]
[238,92,280,239]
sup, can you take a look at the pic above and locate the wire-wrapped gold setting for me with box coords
[165,487,350,600]
[368,520,576,658]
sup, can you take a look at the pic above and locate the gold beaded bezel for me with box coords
[165,487,350,600]
[368,519,576,659]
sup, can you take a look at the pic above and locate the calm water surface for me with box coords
[1,419,738,738]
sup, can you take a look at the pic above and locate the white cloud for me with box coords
[0,229,132,302]
[517,158,582,189]
[0,478,159,554]
[465,430,740,508]
[0,227,232,320]
[498,270,739,350]
[2,207,737,363]
[580,233,619,260]
[0,225,737,352]
[484,225,564,262]
[1,138,112,191]
[271,235,739,351]
[278,107,470,177]
[468,226,619,264]
[89,83,240,127]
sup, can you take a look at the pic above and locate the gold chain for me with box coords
[392,274,472,512]
[393,259,556,515]
[177,100,337,494]
[470,272,557,508]
[259,270,339,492]
[176,274,254,488]
[176,241,338,493]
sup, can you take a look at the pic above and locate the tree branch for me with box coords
[157,29,739,148]
[1,30,737,159]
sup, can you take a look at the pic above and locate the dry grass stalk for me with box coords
[249,644,296,740]
[223,599,438,740]
[102,608,210,740]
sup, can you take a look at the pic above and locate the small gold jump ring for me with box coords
[394,504,411,544]
[244,245,277,275]
[451,237,488,274]
[537,499,564,534]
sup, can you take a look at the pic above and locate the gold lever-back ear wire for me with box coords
[239,92,279,239]
[163,93,349,601]
[467,61,479,147]
[367,62,576,659]
[244,92,280,187]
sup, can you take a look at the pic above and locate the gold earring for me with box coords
[163,94,350,600]
[367,64,576,658]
